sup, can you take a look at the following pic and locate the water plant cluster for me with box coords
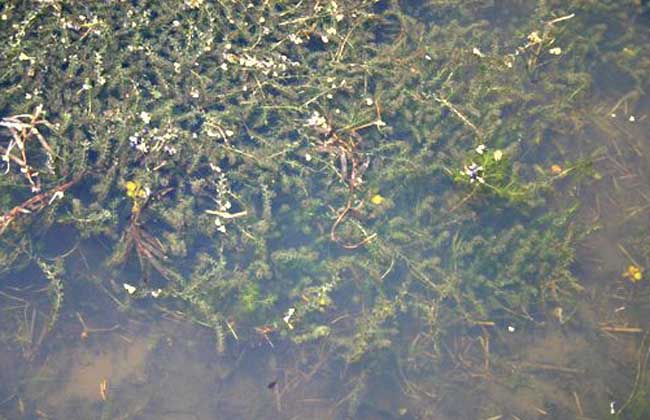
[1,0,649,417]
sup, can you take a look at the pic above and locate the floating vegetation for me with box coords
[1,0,650,418]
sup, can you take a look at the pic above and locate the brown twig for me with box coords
[316,126,376,249]
[76,312,120,340]
[330,197,377,249]
[600,326,643,334]
[573,391,584,417]
[518,362,583,374]
[0,176,80,235]
[1,105,58,192]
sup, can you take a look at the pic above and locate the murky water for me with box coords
[2,2,650,420]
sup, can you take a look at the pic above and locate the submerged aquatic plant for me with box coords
[2,0,647,417]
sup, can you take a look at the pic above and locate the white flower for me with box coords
[306,111,328,130]
[548,47,562,55]
[151,289,162,298]
[283,307,296,330]
[472,47,485,58]
[463,162,485,184]
[135,142,149,153]
[475,144,486,155]
[288,33,303,45]
[220,200,232,211]
[140,111,151,124]
[123,283,137,295]
[215,217,226,233]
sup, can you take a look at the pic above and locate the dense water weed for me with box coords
[1,1,650,418]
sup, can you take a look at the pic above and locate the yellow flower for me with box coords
[124,180,148,199]
[624,265,643,282]
[125,180,138,194]
[527,31,542,44]
[370,194,385,205]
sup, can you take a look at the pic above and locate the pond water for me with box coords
[1,1,650,419]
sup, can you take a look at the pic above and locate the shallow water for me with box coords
[1,2,650,419]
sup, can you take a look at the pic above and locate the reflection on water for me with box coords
[1,2,650,420]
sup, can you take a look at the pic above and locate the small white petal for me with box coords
[283,308,295,329]
[140,112,151,124]
[123,283,137,295]
[48,190,65,205]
